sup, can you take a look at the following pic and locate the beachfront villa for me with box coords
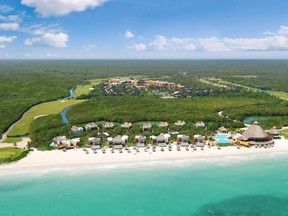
[97,132,110,139]
[177,135,189,147]
[268,126,281,139]
[69,126,84,135]
[141,123,152,131]
[158,122,169,128]
[103,122,115,129]
[237,121,274,147]
[107,135,127,149]
[121,122,133,130]
[218,126,228,134]
[88,137,101,149]
[175,120,186,126]
[195,121,205,127]
[194,135,205,147]
[151,133,171,147]
[85,122,99,131]
[135,135,146,147]
[52,136,81,149]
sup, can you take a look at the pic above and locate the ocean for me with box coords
[1,153,288,216]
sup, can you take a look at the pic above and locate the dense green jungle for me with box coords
[1,60,288,149]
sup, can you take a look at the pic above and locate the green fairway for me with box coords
[281,129,288,139]
[3,137,23,143]
[8,100,86,137]
[0,148,28,164]
[74,85,93,97]
[269,91,288,100]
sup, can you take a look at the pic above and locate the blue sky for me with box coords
[1,0,288,59]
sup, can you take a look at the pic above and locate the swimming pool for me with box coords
[215,134,232,144]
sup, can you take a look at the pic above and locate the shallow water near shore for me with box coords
[1,154,288,216]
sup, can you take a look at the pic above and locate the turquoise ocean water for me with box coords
[1,153,288,216]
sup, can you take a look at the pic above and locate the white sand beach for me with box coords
[1,138,288,172]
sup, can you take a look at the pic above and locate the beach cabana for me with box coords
[175,120,186,126]
[135,135,146,147]
[237,121,273,147]
[268,126,280,139]
[218,126,228,134]
[177,135,189,147]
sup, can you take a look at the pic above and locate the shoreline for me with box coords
[1,139,287,174]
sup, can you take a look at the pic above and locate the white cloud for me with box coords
[0,23,20,31]
[277,26,288,36]
[129,26,288,52]
[124,31,135,39]
[0,36,17,48]
[25,32,69,47]
[198,37,230,52]
[0,15,21,22]
[84,44,97,51]
[46,53,59,58]
[0,5,13,13]
[21,0,108,17]
[128,43,147,51]
[149,35,168,50]
[183,44,197,51]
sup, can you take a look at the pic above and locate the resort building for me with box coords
[268,126,281,139]
[141,123,152,131]
[177,135,189,147]
[88,137,101,149]
[69,126,84,135]
[175,120,186,126]
[218,126,228,134]
[237,121,274,147]
[194,135,205,147]
[195,122,205,127]
[151,133,170,147]
[155,134,168,147]
[158,122,169,128]
[135,135,146,147]
[85,122,99,131]
[121,122,133,130]
[103,122,115,129]
[97,132,110,139]
[107,135,127,149]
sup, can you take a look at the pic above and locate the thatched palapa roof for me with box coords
[240,121,270,141]
[268,126,280,136]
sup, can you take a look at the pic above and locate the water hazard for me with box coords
[60,107,71,124]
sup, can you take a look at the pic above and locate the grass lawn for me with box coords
[74,85,93,97]
[3,137,23,143]
[0,147,28,163]
[9,100,86,137]
[281,129,288,139]
[269,91,288,100]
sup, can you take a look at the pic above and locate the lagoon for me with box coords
[243,116,269,124]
